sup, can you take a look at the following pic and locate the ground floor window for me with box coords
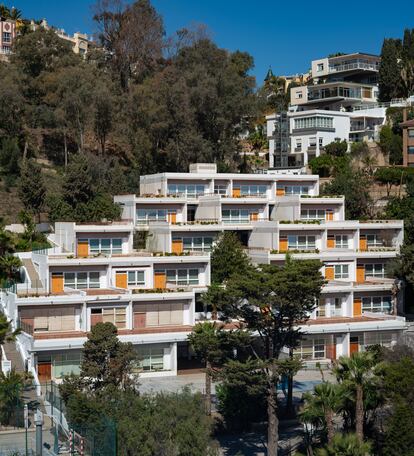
[135,346,166,372]
[294,338,326,359]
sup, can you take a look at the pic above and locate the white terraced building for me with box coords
[0,163,406,384]
[267,52,413,168]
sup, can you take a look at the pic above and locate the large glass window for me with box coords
[222,209,250,224]
[287,235,316,250]
[294,116,333,130]
[301,209,325,220]
[136,347,165,372]
[294,339,326,359]
[127,270,145,286]
[362,296,392,313]
[167,184,205,197]
[88,238,123,255]
[335,235,349,249]
[163,269,199,286]
[365,263,385,278]
[136,208,167,223]
[235,184,267,197]
[334,264,349,279]
[181,236,214,252]
[64,271,100,289]
[284,185,310,195]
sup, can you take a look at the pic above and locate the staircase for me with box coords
[21,258,45,294]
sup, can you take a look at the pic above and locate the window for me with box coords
[334,264,349,279]
[136,346,165,372]
[408,129,414,138]
[127,270,145,286]
[362,296,392,314]
[167,184,205,197]
[2,32,11,43]
[295,91,303,99]
[162,268,199,286]
[287,235,316,250]
[284,185,310,195]
[181,236,214,252]
[301,209,325,220]
[294,116,334,130]
[237,184,267,197]
[64,271,100,289]
[88,238,123,255]
[366,234,382,247]
[335,235,349,249]
[222,209,250,223]
[317,63,324,72]
[137,208,167,223]
[294,338,326,359]
[408,146,414,155]
[365,263,385,278]
[214,184,227,195]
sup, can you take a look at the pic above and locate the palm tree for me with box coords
[0,255,22,283]
[315,433,372,456]
[0,4,10,19]
[332,352,376,441]
[301,382,344,444]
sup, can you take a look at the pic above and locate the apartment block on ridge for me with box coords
[0,164,406,384]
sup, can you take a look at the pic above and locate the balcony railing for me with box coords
[328,61,379,73]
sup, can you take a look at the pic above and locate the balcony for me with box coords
[328,60,379,74]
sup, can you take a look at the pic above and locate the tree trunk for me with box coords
[356,385,364,441]
[205,360,212,416]
[63,132,68,170]
[267,379,278,456]
[326,409,335,444]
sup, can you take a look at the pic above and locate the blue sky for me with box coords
[9,0,414,83]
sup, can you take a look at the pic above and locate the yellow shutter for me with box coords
[51,273,64,294]
[154,271,167,289]
[77,240,89,257]
[353,298,362,316]
[356,265,365,283]
[172,239,183,254]
[279,236,288,252]
[325,266,334,280]
[115,272,128,289]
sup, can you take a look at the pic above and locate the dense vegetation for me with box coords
[0,0,259,223]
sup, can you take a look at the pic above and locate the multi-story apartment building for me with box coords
[1,221,210,382]
[0,18,17,59]
[267,53,389,168]
[0,163,405,384]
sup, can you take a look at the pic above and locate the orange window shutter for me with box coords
[51,273,64,294]
[279,237,288,252]
[327,235,335,248]
[353,298,362,316]
[276,187,285,196]
[356,265,365,283]
[326,210,334,221]
[77,240,89,257]
[115,272,127,289]
[172,239,183,254]
[359,236,367,251]
[232,188,241,197]
[325,266,334,280]
[154,271,167,289]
